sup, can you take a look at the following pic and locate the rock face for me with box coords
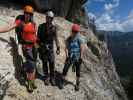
[32,0,87,17]
[0,3,128,100]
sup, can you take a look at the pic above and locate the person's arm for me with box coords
[0,22,16,33]
[80,44,84,59]
[54,27,60,49]
[78,34,85,59]
[37,24,42,44]
[65,47,68,58]
[54,27,60,55]
[65,38,69,59]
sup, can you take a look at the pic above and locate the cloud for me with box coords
[128,9,133,19]
[86,0,133,32]
[96,13,113,23]
[121,10,133,32]
[88,12,96,19]
[104,0,120,12]
[94,10,133,32]
[95,13,124,31]
[105,3,114,11]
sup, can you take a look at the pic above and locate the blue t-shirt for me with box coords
[66,33,84,60]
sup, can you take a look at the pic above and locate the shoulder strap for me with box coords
[32,22,36,32]
[77,36,81,46]
[37,23,45,40]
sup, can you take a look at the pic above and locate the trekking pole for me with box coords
[0,72,10,84]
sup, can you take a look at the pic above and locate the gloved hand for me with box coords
[56,47,60,55]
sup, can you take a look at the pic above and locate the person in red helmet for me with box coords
[0,5,37,93]
[60,24,84,91]
[72,24,80,32]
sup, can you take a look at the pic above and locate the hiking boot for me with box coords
[50,78,56,86]
[27,80,33,93]
[44,78,49,86]
[31,81,37,89]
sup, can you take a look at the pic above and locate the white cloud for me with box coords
[93,10,133,32]
[88,12,96,19]
[95,13,124,31]
[128,10,133,19]
[105,3,113,11]
[104,0,120,12]
[87,0,133,32]
[121,10,133,32]
[96,13,114,23]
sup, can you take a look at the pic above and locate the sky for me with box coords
[84,0,133,32]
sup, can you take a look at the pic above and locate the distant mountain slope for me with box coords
[98,30,133,77]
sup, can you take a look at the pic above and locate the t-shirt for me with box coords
[37,23,57,49]
[66,33,84,60]
[15,15,37,49]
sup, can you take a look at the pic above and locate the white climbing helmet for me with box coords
[46,11,54,18]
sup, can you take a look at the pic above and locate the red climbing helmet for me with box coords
[72,24,80,32]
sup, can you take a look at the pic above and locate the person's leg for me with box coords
[31,47,38,88]
[32,46,38,62]
[60,58,71,89]
[22,48,31,89]
[30,69,37,89]
[62,58,71,77]
[75,61,81,91]
[42,61,49,79]
[49,61,56,86]
[48,51,56,86]
[22,48,37,92]
[41,51,49,85]
[25,60,36,92]
[26,68,37,90]
[38,47,49,85]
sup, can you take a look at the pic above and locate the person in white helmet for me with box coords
[37,11,60,86]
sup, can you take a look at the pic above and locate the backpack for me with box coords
[15,15,25,44]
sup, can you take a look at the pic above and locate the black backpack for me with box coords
[15,15,25,44]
